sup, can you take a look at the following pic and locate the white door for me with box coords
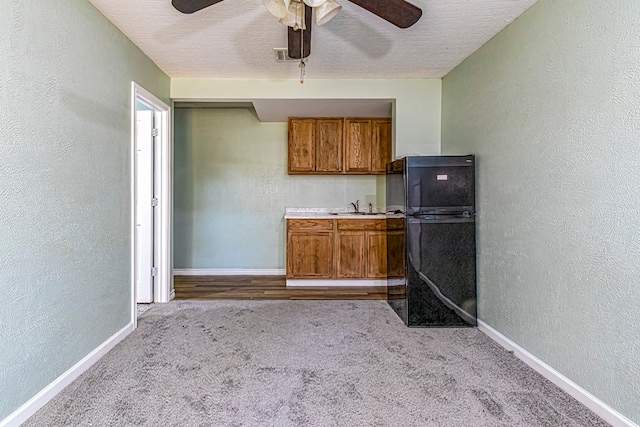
[135,109,154,303]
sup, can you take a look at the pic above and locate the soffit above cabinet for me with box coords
[174,98,393,122]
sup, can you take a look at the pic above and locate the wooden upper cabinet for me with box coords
[371,119,392,174]
[344,119,372,173]
[288,117,391,175]
[288,118,315,173]
[315,119,343,173]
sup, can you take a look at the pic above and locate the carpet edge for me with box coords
[478,320,637,427]
[1,322,135,427]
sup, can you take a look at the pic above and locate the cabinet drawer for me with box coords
[287,219,334,231]
[386,218,405,231]
[337,219,386,231]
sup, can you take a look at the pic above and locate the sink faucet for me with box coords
[350,200,359,213]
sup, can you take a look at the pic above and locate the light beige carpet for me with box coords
[25,300,607,426]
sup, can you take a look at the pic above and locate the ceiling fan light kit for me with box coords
[314,0,342,26]
[171,0,422,66]
[171,0,422,29]
[301,0,325,7]
[266,0,340,30]
[262,0,291,19]
[278,1,307,30]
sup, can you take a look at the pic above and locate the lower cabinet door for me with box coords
[386,230,405,279]
[336,231,365,278]
[287,232,334,279]
[366,231,387,279]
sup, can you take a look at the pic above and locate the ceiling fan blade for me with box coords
[171,0,225,14]
[347,0,422,28]
[287,5,313,59]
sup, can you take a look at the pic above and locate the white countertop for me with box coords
[284,207,386,219]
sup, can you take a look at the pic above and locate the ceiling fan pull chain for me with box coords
[299,7,306,84]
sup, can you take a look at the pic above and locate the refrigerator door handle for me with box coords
[410,215,475,224]
[412,212,475,219]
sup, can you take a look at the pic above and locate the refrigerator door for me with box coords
[406,215,477,326]
[406,156,475,214]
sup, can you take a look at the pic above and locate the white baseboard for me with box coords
[286,279,387,287]
[478,320,637,427]
[0,322,134,427]
[174,268,285,276]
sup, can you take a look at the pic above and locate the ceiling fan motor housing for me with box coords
[171,0,423,59]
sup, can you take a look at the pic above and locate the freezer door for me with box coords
[406,155,475,213]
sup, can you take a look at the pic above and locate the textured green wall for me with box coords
[442,0,640,423]
[0,0,169,419]
[174,108,379,269]
[172,78,442,157]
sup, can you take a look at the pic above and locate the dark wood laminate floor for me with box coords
[174,275,387,300]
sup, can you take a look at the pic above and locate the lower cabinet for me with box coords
[335,231,365,278]
[286,219,334,279]
[336,229,387,279]
[366,231,387,279]
[287,218,395,280]
[386,230,405,278]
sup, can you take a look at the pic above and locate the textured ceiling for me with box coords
[88,0,538,79]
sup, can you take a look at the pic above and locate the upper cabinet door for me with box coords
[371,119,392,174]
[288,118,315,173]
[315,119,343,173]
[344,119,372,173]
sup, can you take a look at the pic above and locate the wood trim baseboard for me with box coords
[0,322,134,427]
[478,320,637,427]
[174,268,285,276]
[286,279,387,287]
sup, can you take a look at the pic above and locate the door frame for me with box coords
[131,82,173,328]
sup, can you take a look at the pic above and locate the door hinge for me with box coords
[151,267,158,277]
[152,197,159,207]
[151,128,159,137]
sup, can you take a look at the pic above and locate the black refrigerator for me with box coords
[386,156,477,327]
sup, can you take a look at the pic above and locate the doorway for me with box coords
[131,82,172,327]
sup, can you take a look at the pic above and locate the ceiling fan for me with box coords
[171,0,422,60]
